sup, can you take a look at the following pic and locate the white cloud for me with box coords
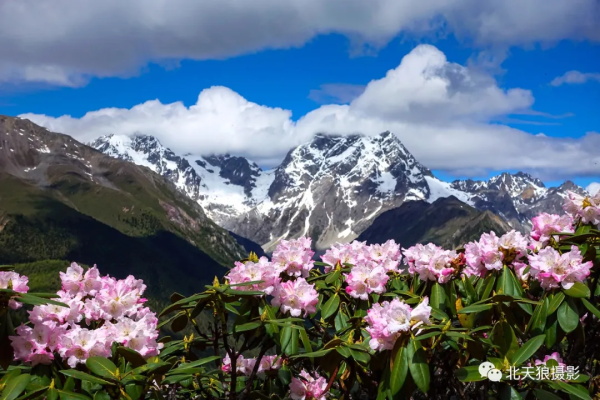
[22,45,600,180]
[587,182,600,195]
[550,70,600,86]
[1,0,598,85]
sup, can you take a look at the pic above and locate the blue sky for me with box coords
[0,0,599,190]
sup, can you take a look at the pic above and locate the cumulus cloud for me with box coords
[22,45,600,180]
[1,0,599,86]
[550,70,600,86]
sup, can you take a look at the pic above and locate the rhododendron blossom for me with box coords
[226,256,281,295]
[530,213,574,250]
[321,241,370,272]
[344,262,389,300]
[564,191,600,226]
[0,271,29,310]
[365,297,431,351]
[222,354,282,376]
[271,277,318,317]
[289,370,328,400]
[272,237,315,277]
[10,263,162,367]
[464,230,528,277]
[403,243,458,283]
[528,246,592,290]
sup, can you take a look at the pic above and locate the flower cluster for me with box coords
[271,278,318,317]
[272,237,315,277]
[226,240,320,317]
[563,190,600,226]
[365,297,432,351]
[321,240,401,273]
[528,246,593,290]
[464,230,528,277]
[222,354,282,376]
[529,213,574,250]
[344,262,389,300]
[0,271,29,310]
[226,256,280,295]
[10,263,162,367]
[403,243,459,284]
[289,370,328,400]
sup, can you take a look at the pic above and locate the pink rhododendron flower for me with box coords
[344,262,389,300]
[321,241,370,272]
[365,297,431,351]
[226,256,281,295]
[289,370,328,400]
[272,237,315,277]
[529,246,592,290]
[271,278,318,317]
[366,240,402,272]
[530,213,574,250]
[403,243,457,283]
[563,191,600,226]
[222,354,282,376]
[464,231,528,277]
[10,263,162,367]
[0,271,29,310]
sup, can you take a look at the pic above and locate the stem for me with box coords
[323,365,339,394]
[241,337,270,398]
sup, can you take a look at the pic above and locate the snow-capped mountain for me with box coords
[90,134,272,226]
[450,172,588,228]
[91,131,588,251]
[91,132,474,250]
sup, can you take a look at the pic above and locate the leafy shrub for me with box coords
[0,190,599,399]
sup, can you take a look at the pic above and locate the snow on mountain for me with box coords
[90,134,271,226]
[91,131,588,250]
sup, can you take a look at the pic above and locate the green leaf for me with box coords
[125,384,144,400]
[563,282,590,298]
[86,357,118,379]
[478,275,496,300]
[60,370,115,386]
[171,312,188,332]
[0,374,30,400]
[173,356,221,370]
[527,298,548,335]
[321,294,340,319]
[298,327,313,354]
[581,298,600,319]
[234,321,262,333]
[496,266,517,297]
[510,334,546,366]
[431,282,446,311]
[499,384,523,400]
[532,389,563,400]
[290,348,334,359]
[325,269,342,285]
[552,381,591,400]
[93,392,110,400]
[15,293,67,308]
[455,366,486,382]
[548,292,565,314]
[557,299,579,334]
[56,390,91,400]
[457,303,493,314]
[492,321,519,359]
[389,341,408,396]
[407,339,430,394]
[116,347,146,368]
